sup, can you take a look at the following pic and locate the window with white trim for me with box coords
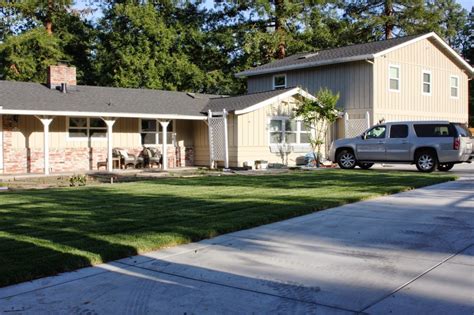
[269,118,311,144]
[389,65,400,91]
[68,117,107,139]
[273,74,286,90]
[140,119,175,145]
[422,71,431,95]
[450,76,459,98]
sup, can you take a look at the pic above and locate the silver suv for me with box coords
[329,121,473,172]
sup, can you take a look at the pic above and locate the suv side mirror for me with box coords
[361,133,366,140]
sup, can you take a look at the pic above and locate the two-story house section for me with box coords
[236,32,473,138]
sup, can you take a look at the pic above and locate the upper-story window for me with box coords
[389,65,400,92]
[68,117,107,139]
[273,74,287,90]
[450,75,459,98]
[422,71,432,95]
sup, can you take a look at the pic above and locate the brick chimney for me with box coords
[47,64,77,89]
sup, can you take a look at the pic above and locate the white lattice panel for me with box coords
[345,119,369,138]
[209,117,226,161]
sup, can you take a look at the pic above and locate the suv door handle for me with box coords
[377,141,385,144]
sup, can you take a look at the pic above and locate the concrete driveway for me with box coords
[1,174,473,314]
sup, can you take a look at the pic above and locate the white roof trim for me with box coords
[0,108,207,120]
[235,55,375,78]
[237,32,473,78]
[234,87,316,115]
[373,32,473,76]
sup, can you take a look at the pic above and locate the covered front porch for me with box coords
[0,113,206,175]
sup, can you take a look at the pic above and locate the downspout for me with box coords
[365,59,375,126]
[0,110,3,174]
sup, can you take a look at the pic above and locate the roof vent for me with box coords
[61,82,67,93]
[187,92,196,98]
[298,52,319,59]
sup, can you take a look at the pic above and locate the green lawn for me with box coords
[0,170,455,287]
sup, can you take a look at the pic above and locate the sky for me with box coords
[73,0,473,22]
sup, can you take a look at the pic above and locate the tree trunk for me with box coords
[274,0,286,59]
[45,0,53,35]
[384,0,394,39]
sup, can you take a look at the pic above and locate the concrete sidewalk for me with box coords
[1,177,473,314]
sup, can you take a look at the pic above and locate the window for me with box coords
[414,124,454,137]
[269,118,311,144]
[68,117,107,139]
[365,125,386,139]
[450,76,459,98]
[422,71,431,95]
[389,65,400,91]
[140,119,175,145]
[273,74,286,90]
[390,124,408,138]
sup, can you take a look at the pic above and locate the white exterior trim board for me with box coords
[234,88,316,115]
[0,108,206,121]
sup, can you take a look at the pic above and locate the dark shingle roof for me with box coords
[236,34,426,77]
[0,81,304,117]
[204,87,297,113]
[0,81,216,117]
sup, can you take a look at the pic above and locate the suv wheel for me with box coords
[415,151,437,172]
[337,150,357,169]
[438,163,454,172]
[358,163,374,170]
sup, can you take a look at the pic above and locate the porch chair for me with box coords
[113,148,140,169]
[143,147,162,168]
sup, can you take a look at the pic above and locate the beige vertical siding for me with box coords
[236,95,318,166]
[8,116,142,149]
[246,61,374,118]
[373,38,468,124]
[8,117,198,150]
[192,120,210,166]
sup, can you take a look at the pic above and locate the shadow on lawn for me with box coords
[0,171,454,287]
[137,170,454,190]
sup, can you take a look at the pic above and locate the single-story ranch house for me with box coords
[0,32,472,175]
[0,65,315,174]
[237,32,473,138]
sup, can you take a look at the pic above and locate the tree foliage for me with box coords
[0,0,471,101]
[294,88,340,165]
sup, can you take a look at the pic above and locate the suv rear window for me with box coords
[454,124,472,138]
[390,124,408,138]
[413,124,454,137]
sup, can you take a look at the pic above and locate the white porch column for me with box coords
[159,120,170,170]
[0,114,3,173]
[102,118,117,172]
[223,109,229,169]
[207,110,213,168]
[36,116,54,175]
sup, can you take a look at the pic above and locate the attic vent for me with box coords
[298,52,319,59]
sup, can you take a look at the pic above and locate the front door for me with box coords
[385,124,411,161]
[356,125,387,161]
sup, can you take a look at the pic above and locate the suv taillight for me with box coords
[453,137,460,150]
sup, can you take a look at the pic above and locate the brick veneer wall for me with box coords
[1,115,195,174]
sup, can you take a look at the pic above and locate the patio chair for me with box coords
[147,147,162,168]
[113,148,140,169]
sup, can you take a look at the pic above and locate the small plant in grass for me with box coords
[69,175,87,187]
[294,87,340,167]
